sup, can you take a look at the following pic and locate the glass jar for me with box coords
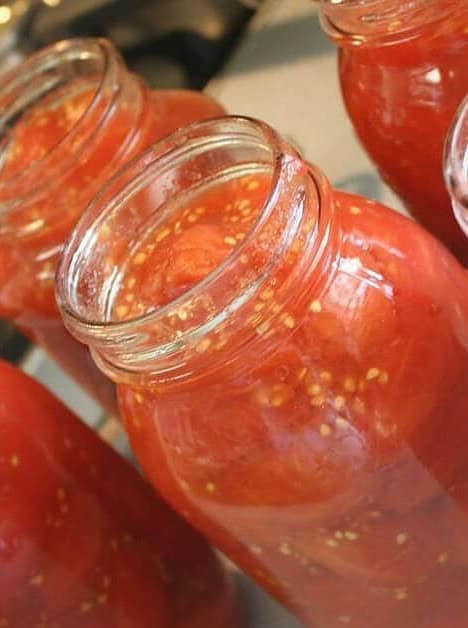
[316,0,468,264]
[0,359,238,628]
[57,116,468,628]
[445,95,468,237]
[0,38,224,414]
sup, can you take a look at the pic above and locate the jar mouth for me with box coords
[57,116,329,378]
[445,96,468,237]
[317,0,460,46]
[0,38,121,212]
[58,116,284,332]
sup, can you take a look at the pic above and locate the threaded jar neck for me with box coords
[57,116,337,387]
[316,0,462,47]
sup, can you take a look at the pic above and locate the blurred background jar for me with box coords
[316,0,468,264]
[57,116,468,628]
[0,37,224,414]
[0,359,238,628]
[445,95,468,237]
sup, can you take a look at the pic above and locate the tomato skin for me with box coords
[0,360,237,628]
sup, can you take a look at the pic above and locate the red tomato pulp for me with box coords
[338,10,468,263]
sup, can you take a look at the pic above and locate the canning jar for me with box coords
[317,0,468,264]
[0,38,224,414]
[0,359,238,628]
[445,95,468,237]
[57,116,468,627]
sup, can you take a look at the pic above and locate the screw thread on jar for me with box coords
[316,0,462,46]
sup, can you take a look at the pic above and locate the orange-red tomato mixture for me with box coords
[339,10,468,262]
[102,172,468,627]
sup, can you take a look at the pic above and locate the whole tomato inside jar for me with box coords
[0,38,224,414]
[0,359,238,628]
[316,0,468,264]
[57,116,468,627]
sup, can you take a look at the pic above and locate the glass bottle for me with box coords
[0,359,238,628]
[445,95,468,237]
[316,0,468,264]
[0,38,224,414]
[57,116,468,628]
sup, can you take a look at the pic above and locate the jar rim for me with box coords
[57,115,332,379]
[0,37,123,213]
[58,116,287,333]
[317,0,461,47]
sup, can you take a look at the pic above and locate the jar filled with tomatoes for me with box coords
[57,116,468,627]
[0,38,224,414]
[316,0,468,264]
[445,95,468,237]
[0,359,238,628]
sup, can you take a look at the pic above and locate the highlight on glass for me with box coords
[445,95,468,237]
